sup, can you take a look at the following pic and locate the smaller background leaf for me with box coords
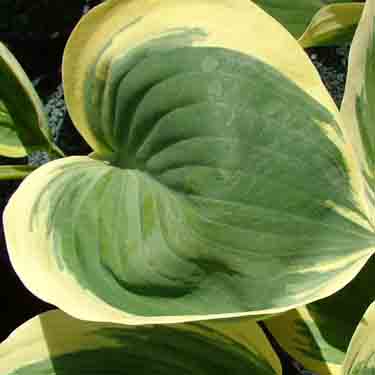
[0,165,35,180]
[251,0,364,44]
[265,256,375,375]
[0,42,63,157]
[343,301,375,375]
[0,101,26,157]
[299,3,364,48]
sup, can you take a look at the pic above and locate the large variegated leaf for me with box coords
[251,1,364,46]
[343,301,375,375]
[0,310,281,375]
[0,42,62,157]
[265,256,375,375]
[4,0,375,324]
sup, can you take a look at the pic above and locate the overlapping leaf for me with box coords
[4,0,375,325]
[265,257,375,375]
[340,0,375,193]
[343,301,375,375]
[299,3,364,48]
[0,310,281,375]
[265,0,375,372]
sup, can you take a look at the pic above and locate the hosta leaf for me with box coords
[0,310,281,375]
[251,0,364,45]
[299,3,364,48]
[340,0,375,194]
[4,0,375,324]
[0,101,26,157]
[265,256,375,375]
[343,301,375,375]
[0,42,62,157]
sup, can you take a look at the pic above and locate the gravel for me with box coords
[27,84,66,166]
[44,84,66,141]
[307,45,350,107]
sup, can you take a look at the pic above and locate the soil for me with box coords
[0,5,351,372]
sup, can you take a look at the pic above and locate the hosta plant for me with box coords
[0,42,64,179]
[4,0,375,324]
[1,0,375,374]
